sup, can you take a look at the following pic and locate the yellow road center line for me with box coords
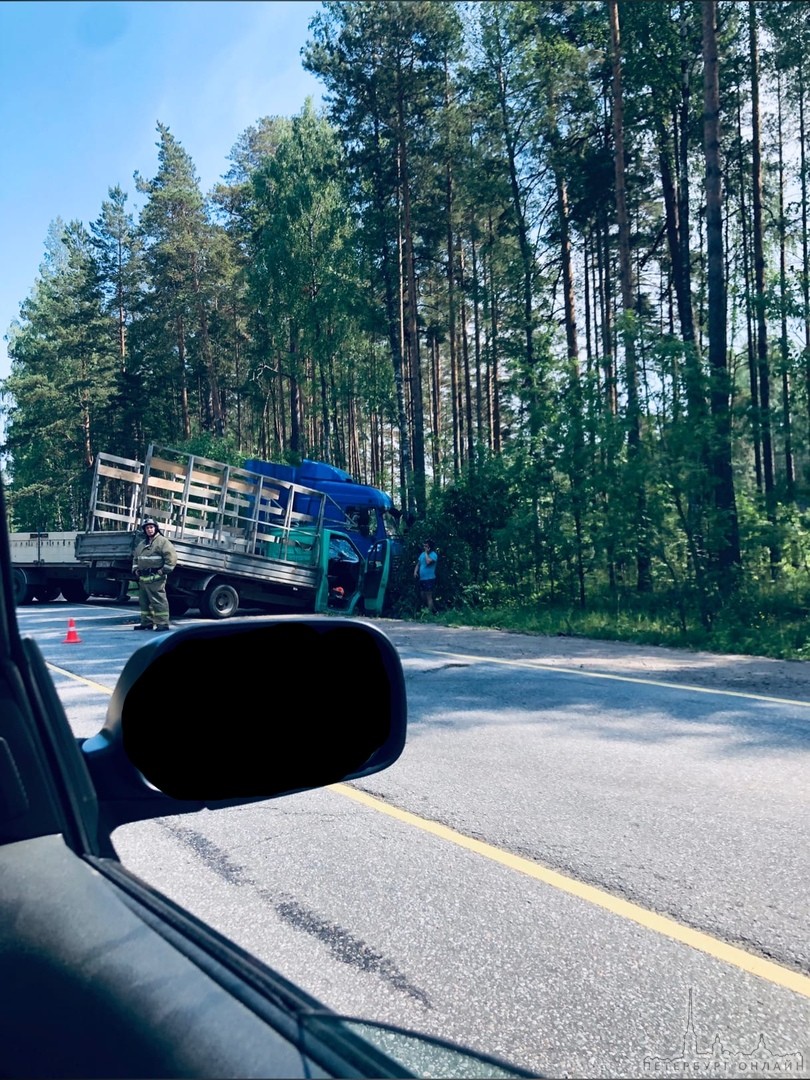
[331,783,810,999]
[424,649,810,709]
[49,660,810,997]
[46,662,114,696]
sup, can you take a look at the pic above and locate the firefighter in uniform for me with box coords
[132,517,177,631]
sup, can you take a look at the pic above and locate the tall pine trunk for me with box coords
[176,315,191,441]
[776,69,795,503]
[557,169,586,608]
[703,0,740,587]
[749,2,779,569]
[800,63,810,431]
[396,74,426,515]
[609,0,651,592]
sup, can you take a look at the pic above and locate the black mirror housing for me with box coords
[82,618,406,822]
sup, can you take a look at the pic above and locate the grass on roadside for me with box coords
[432,593,810,661]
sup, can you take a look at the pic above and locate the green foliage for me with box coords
[439,578,810,662]
[171,433,243,468]
[3,220,118,528]
[3,0,810,669]
[246,101,364,462]
[397,455,520,611]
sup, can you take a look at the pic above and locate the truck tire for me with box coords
[32,583,60,603]
[12,568,34,606]
[201,581,240,620]
[60,580,89,603]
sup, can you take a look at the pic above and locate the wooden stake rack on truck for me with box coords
[74,445,391,619]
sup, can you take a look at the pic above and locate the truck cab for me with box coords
[243,459,400,561]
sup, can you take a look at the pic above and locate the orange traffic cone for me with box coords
[62,618,81,644]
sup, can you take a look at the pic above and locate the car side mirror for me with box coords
[82,618,406,828]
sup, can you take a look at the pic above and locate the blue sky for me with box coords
[0,0,324,382]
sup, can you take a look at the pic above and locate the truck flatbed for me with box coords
[75,446,360,617]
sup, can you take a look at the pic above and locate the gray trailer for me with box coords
[10,531,129,605]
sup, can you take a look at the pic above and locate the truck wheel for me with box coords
[60,580,89,603]
[32,583,60,603]
[201,581,240,620]
[12,568,34,606]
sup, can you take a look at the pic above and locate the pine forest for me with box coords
[5,0,810,652]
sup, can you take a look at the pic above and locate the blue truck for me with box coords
[243,458,399,560]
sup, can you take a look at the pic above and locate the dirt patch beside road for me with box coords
[377,619,810,704]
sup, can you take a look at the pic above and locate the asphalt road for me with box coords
[20,603,810,1079]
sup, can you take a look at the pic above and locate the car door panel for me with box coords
[0,665,66,845]
[0,833,317,1079]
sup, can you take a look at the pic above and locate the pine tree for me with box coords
[4,220,117,527]
[305,0,463,515]
[135,123,222,443]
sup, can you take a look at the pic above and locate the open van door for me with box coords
[362,539,392,615]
